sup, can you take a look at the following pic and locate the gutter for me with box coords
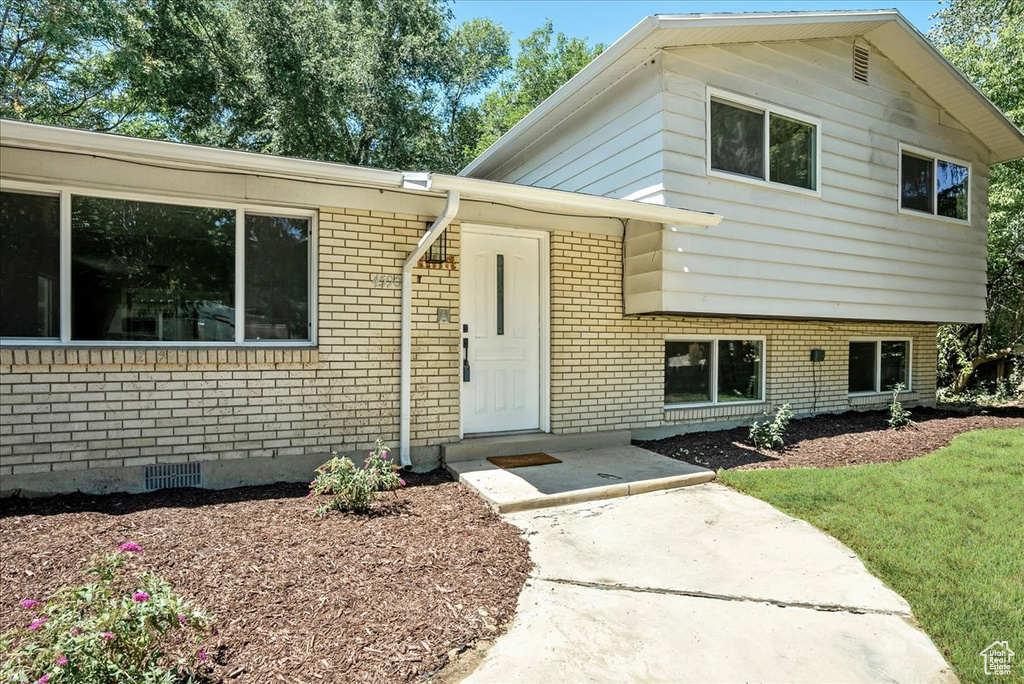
[430,174,721,227]
[399,187,461,469]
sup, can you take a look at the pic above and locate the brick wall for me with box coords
[0,209,462,486]
[549,230,937,434]
[1,215,940,491]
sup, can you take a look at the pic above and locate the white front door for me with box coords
[461,229,541,434]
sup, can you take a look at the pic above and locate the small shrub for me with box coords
[309,440,405,515]
[361,440,404,493]
[749,403,793,451]
[887,383,915,429]
[0,543,214,684]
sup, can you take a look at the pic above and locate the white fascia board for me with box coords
[653,9,899,28]
[428,174,722,227]
[0,119,406,189]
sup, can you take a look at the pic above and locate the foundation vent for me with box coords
[144,462,202,491]
[853,42,870,83]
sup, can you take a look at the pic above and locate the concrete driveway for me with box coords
[463,482,956,684]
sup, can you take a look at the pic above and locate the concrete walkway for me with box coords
[462,483,956,684]
[446,445,715,513]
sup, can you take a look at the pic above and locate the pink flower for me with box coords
[197,647,208,661]
[132,592,150,602]
[117,542,143,553]
[100,631,114,640]
[399,478,406,487]
[28,618,46,631]
[56,656,68,666]
[20,599,40,609]
[36,675,50,684]
[70,628,80,637]
[178,614,187,623]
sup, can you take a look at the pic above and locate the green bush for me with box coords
[887,383,915,429]
[0,543,214,684]
[749,403,794,451]
[309,440,405,515]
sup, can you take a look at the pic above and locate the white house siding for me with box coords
[486,59,667,203]
[553,228,937,437]
[644,38,989,323]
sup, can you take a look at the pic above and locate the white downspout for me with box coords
[399,189,460,469]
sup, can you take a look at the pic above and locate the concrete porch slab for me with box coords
[445,445,715,513]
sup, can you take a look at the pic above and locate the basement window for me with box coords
[666,337,764,407]
[848,339,911,394]
[707,88,820,193]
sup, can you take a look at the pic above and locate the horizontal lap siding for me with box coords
[641,39,988,323]
[552,229,938,433]
[490,61,667,201]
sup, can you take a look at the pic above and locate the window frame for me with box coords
[705,87,823,198]
[897,143,971,225]
[665,334,767,409]
[847,337,913,396]
[0,180,318,348]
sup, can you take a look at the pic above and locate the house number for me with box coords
[371,274,402,288]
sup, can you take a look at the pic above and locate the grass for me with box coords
[720,428,1024,684]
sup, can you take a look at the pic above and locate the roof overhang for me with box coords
[0,119,721,229]
[461,10,1024,177]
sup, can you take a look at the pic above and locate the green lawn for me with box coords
[721,428,1024,684]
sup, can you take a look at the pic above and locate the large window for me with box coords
[666,337,764,406]
[709,91,819,192]
[900,146,970,222]
[72,196,236,342]
[0,191,60,338]
[848,340,911,393]
[0,186,315,345]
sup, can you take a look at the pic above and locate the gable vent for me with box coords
[853,42,870,83]
[144,462,202,491]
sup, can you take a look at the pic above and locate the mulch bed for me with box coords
[636,405,1024,471]
[0,470,531,684]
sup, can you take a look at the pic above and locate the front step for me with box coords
[441,429,632,464]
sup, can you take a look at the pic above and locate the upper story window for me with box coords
[1,186,315,345]
[708,89,820,193]
[899,145,970,222]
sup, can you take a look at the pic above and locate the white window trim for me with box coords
[897,143,971,225]
[705,87,823,198]
[847,337,913,396]
[665,334,767,409]
[0,179,318,348]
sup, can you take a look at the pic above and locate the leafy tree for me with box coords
[0,0,236,138]
[930,0,1024,393]
[1,0,515,172]
[474,19,604,156]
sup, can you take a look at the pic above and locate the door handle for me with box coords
[463,336,470,382]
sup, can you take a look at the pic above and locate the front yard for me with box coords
[0,471,531,684]
[721,428,1024,683]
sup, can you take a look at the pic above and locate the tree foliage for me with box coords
[474,20,604,156]
[1,0,518,171]
[930,0,1024,392]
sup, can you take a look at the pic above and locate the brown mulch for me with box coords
[0,470,532,684]
[636,405,1024,471]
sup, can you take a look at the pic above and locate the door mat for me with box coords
[487,453,562,469]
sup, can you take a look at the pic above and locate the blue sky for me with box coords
[450,1,942,54]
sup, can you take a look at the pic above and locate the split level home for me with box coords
[1,10,1022,495]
